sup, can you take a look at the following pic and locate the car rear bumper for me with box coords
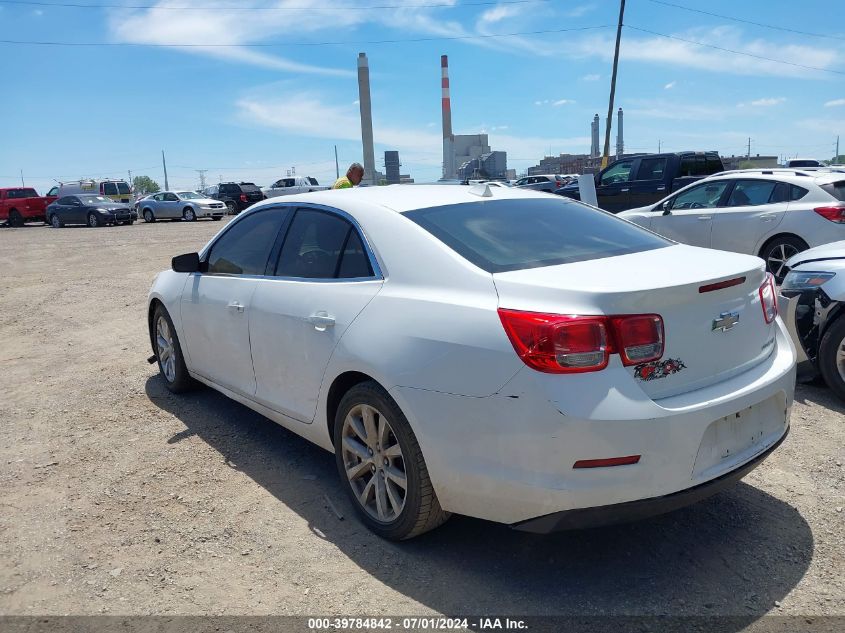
[391,319,796,526]
[512,426,787,533]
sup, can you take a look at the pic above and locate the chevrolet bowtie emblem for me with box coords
[712,311,740,332]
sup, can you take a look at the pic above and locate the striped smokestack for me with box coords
[441,54,456,179]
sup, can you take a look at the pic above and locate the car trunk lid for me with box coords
[493,245,775,399]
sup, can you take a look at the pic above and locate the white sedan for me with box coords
[138,191,226,222]
[619,169,845,282]
[147,184,795,539]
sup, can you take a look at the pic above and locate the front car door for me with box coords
[650,180,732,247]
[162,192,180,218]
[249,207,384,422]
[66,196,85,224]
[180,208,289,396]
[595,159,636,213]
[710,179,789,255]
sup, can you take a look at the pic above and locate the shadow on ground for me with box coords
[146,375,813,622]
[794,381,845,415]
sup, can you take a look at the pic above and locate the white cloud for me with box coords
[563,3,595,18]
[825,99,845,107]
[535,100,549,106]
[562,26,843,78]
[738,97,786,107]
[664,81,676,90]
[479,4,519,24]
[581,74,601,81]
[553,99,575,106]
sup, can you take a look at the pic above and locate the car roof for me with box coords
[248,183,556,214]
[704,168,845,186]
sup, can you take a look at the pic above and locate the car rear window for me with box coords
[117,182,131,194]
[405,198,671,273]
[820,181,845,201]
[240,184,262,193]
[308,177,319,186]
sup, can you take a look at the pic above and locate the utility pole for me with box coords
[161,150,170,191]
[747,137,751,159]
[128,170,132,189]
[196,169,208,191]
[20,169,24,186]
[836,135,840,162]
[602,0,626,169]
[334,145,340,179]
[658,139,661,153]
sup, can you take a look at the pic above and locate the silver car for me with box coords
[138,191,226,222]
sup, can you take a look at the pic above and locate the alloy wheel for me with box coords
[767,242,800,281]
[341,404,407,523]
[836,334,845,384]
[156,316,176,383]
[88,214,99,228]
[51,215,60,228]
[184,208,195,221]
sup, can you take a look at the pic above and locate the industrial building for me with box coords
[459,150,508,180]
[383,151,414,184]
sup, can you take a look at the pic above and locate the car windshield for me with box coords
[406,198,671,273]
[178,191,202,199]
[79,195,112,205]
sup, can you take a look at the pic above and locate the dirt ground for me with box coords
[1,219,843,622]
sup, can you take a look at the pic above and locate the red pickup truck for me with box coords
[0,187,57,226]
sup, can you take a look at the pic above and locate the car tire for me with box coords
[225,201,236,214]
[760,235,808,283]
[183,207,196,222]
[333,381,450,540]
[87,212,100,228]
[143,209,155,223]
[127,220,135,225]
[818,316,845,403]
[151,305,194,394]
[50,214,63,228]
[8,210,23,227]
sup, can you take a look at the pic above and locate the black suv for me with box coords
[557,151,724,213]
[204,182,265,214]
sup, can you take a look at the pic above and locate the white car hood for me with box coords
[786,240,845,268]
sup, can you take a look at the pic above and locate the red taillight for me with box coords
[759,273,777,324]
[498,309,664,373]
[611,314,664,366]
[240,193,248,202]
[813,205,845,223]
[497,309,609,373]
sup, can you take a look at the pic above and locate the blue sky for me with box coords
[1,0,843,193]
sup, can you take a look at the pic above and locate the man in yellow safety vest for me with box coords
[332,163,365,189]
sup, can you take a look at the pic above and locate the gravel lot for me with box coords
[1,219,843,622]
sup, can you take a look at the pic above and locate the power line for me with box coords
[644,0,845,42]
[0,0,551,10]
[0,24,612,47]
[625,25,845,76]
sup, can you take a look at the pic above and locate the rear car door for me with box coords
[710,179,789,255]
[249,207,383,422]
[627,156,670,210]
[180,208,289,396]
[67,197,86,223]
[650,180,732,247]
[595,159,636,213]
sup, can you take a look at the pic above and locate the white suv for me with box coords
[619,169,845,281]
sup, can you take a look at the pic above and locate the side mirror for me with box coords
[172,252,203,273]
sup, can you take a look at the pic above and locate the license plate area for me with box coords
[692,393,787,480]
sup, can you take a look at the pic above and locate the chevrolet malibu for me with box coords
[147,185,795,540]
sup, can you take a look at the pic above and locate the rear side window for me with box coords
[705,155,723,175]
[276,209,373,279]
[57,197,75,205]
[726,180,778,206]
[790,185,809,201]
[207,210,286,275]
[820,181,845,201]
[636,157,668,180]
[405,198,670,273]
[679,155,706,177]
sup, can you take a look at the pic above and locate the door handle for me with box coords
[307,312,335,331]
[227,301,245,313]
[621,188,630,192]
[697,215,712,221]
[657,186,666,191]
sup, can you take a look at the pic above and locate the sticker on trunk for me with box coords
[634,358,687,381]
